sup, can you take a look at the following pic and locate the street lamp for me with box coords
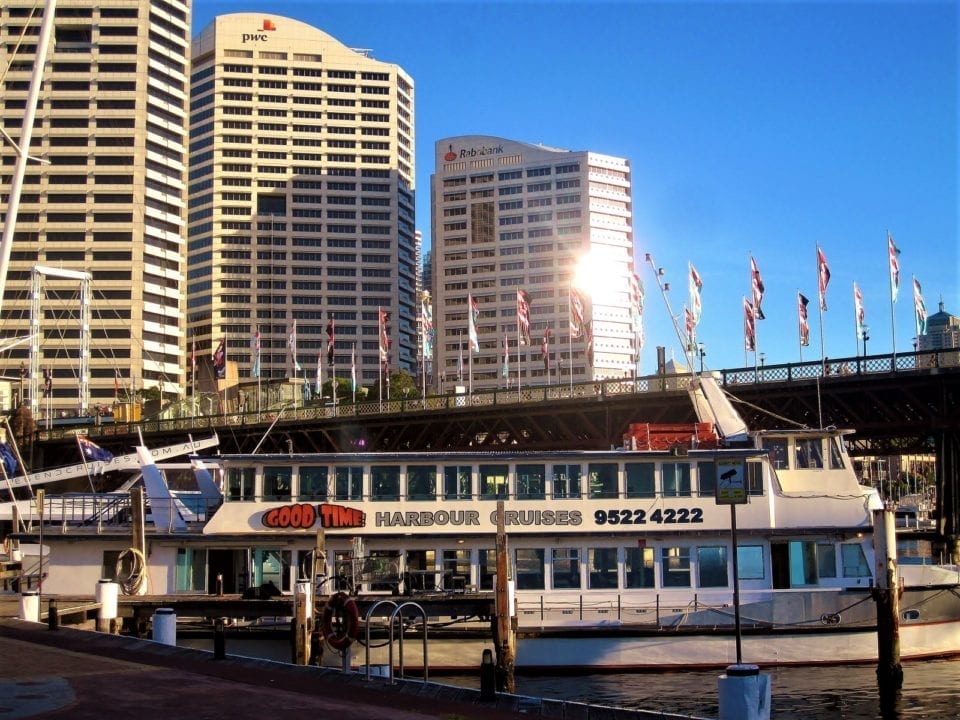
[759,352,766,368]
[862,326,870,358]
[697,342,706,373]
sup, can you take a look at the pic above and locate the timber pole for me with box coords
[872,506,903,691]
[494,500,515,693]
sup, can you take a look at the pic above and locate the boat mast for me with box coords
[0,0,57,311]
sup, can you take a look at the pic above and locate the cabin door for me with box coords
[771,542,791,589]
[208,549,245,594]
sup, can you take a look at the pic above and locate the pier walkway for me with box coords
[0,605,706,720]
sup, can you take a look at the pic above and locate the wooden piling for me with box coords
[872,507,903,689]
[494,500,515,693]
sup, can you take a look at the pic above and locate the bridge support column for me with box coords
[934,429,960,563]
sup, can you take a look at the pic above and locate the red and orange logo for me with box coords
[262,19,276,31]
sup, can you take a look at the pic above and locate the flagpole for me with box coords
[75,435,96,493]
[853,281,860,356]
[817,245,827,374]
[378,307,383,411]
[888,232,897,366]
[797,288,804,364]
[516,314,521,403]
[568,309,573,394]
[750,254,760,374]
[351,342,357,404]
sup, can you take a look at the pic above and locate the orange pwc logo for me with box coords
[262,19,276,31]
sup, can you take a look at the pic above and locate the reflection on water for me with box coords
[182,632,960,719]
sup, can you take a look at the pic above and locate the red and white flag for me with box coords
[913,277,927,336]
[569,286,586,339]
[817,246,831,311]
[798,292,810,347]
[888,233,901,303]
[378,307,390,372]
[516,289,531,345]
[750,256,766,320]
[689,263,703,326]
[468,294,480,352]
[743,299,756,352]
[854,282,866,339]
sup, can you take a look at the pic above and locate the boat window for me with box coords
[827,438,845,469]
[746,461,764,495]
[405,549,437,592]
[479,548,496,590]
[480,464,509,500]
[788,541,818,586]
[263,466,292,501]
[406,465,436,500]
[226,467,255,501]
[841,543,871,578]
[588,548,618,589]
[661,462,691,497]
[766,439,789,470]
[817,543,837,578]
[176,548,207,593]
[625,547,655,588]
[253,548,290,592]
[736,546,764,580]
[334,466,363,501]
[625,463,655,498]
[516,464,545,500]
[443,465,472,500]
[515,548,545,590]
[552,463,581,499]
[661,546,691,588]
[298,466,328,501]
[697,546,728,588]
[588,463,618,499]
[795,438,824,469]
[697,462,717,497]
[371,465,400,501]
[552,547,581,589]
[441,549,471,591]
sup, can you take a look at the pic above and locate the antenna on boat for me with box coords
[644,253,698,374]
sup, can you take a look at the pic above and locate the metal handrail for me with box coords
[388,601,428,684]
[363,599,397,681]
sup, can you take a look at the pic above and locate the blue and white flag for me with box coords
[78,435,113,463]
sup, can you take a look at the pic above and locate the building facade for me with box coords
[0,0,190,416]
[918,300,959,367]
[187,14,417,404]
[431,135,637,392]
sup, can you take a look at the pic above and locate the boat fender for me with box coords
[321,591,360,651]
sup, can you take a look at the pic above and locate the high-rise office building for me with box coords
[431,135,637,392]
[187,14,416,400]
[0,0,190,416]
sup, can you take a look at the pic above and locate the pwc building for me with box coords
[188,14,417,394]
[431,136,639,392]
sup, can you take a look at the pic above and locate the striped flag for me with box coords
[798,292,810,347]
[744,298,756,352]
[250,330,261,378]
[350,344,357,393]
[689,263,703,326]
[501,333,509,379]
[287,322,301,373]
[213,338,227,379]
[315,349,322,396]
[516,289,531,345]
[468,294,480,352]
[817,246,831,311]
[854,282,866,339]
[541,327,552,371]
[913,277,927,336]
[888,233,901,303]
[684,307,696,345]
[378,307,390,372]
[569,286,586,339]
[750,256,766,320]
[628,271,644,352]
[326,317,335,364]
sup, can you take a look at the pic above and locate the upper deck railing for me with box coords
[36,348,958,443]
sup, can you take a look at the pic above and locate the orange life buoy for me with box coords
[321,591,360,651]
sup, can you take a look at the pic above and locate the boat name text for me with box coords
[262,502,365,530]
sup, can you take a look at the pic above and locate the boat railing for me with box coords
[30,493,222,534]
[516,586,874,630]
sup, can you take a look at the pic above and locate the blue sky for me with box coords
[192,0,958,372]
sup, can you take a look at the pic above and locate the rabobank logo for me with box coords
[443,142,504,161]
[443,144,457,162]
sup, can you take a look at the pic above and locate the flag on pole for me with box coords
[378,307,390,373]
[326,317,336,364]
[541,327,552,371]
[42,367,53,397]
[888,233,901,302]
[585,322,594,365]
[250,330,261,378]
[212,339,226,379]
[421,297,434,360]
[350,344,357,393]
[114,368,120,401]
[913,277,927,335]
[287,322,301,372]
[315,349,322,396]
[684,307,696,346]
[77,435,113,463]
[501,333,509,379]
[569,287,586,339]
[516,289,531,345]
[468,294,480,352]
[854,282,866,339]
[744,298,756,351]
[628,270,644,353]
[750,256,766,320]
[798,292,810,347]
[817,246,831,311]
[689,263,703,326]
[456,339,463,381]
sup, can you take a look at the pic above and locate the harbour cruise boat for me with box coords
[20,378,960,670]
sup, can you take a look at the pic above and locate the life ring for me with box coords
[321,591,360,651]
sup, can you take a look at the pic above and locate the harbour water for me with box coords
[180,634,960,719]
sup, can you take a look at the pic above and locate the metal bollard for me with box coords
[152,608,176,646]
[480,648,496,702]
[47,598,59,631]
[214,617,226,660]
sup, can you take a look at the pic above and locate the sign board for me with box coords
[715,460,748,505]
